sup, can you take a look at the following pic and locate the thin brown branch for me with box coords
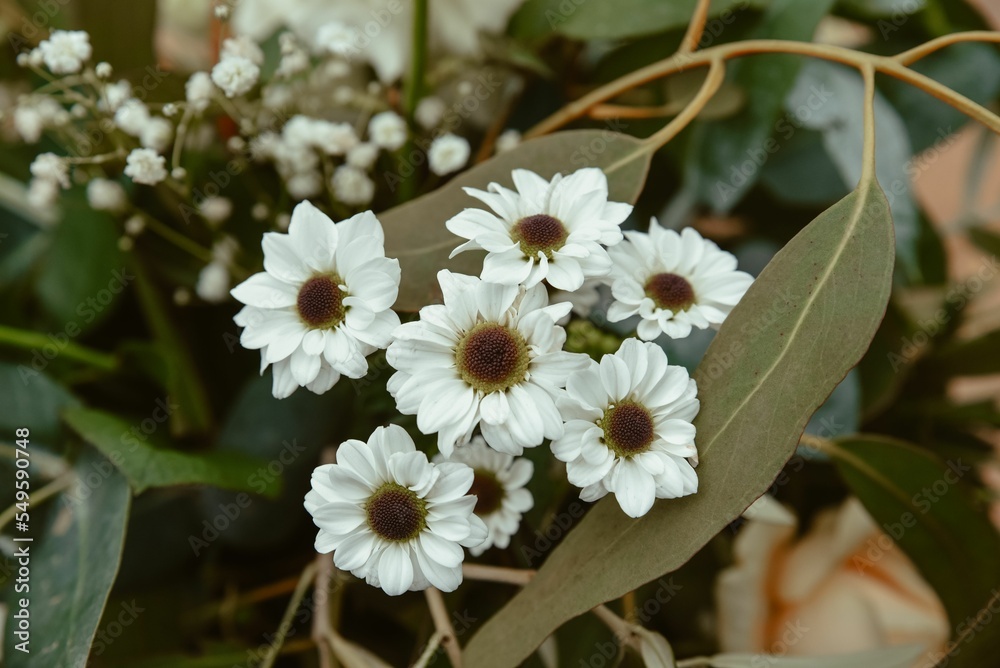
[425,588,462,667]
[679,0,713,54]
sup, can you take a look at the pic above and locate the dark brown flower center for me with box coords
[600,401,655,457]
[511,214,568,259]
[645,272,695,312]
[455,323,529,393]
[297,274,346,329]
[365,483,427,542]
[469,469,504,515]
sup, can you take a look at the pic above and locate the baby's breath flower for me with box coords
[415,96,446,130]
[346,142,379,170]
[87,178,127,213]
[124,148,167,185]
[428,133,470,176]
[199,196,233,226]
[211,56,260,98]
[221,36,264,66]
[332,166,375,207]
[38,30,92,74]
[30,153,69,187]
[185,72,214,111]
[368,111,407,150]
[495,129,521,154]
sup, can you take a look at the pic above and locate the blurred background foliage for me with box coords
[1,0,1000,666]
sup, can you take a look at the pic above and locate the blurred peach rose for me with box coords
[716,497,949,664]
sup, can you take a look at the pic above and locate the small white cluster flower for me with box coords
[211,56,260,98]
[346,142,379,170]
[27,177,59,209]
[114,99,150,136]
[495,129,521,154]
[315,21,358,58]
[140,116,173,152]
[199,196,233,226]
[87,178,127,213]
[95,62,112,79]
[124,148,167,185]
[14,96,68,143]
[197,261,231,303]
[367,111,407,150]
[100,80,132,113]
[332,166,375,206]
[415,96,447,130]
[30,153,69,188]
[185,72,215,111]
[37,30,92,74]
[221,36,264,66]
[428,133,470,176]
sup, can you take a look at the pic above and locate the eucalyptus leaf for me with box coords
[784,61,921,281]
[706,644,925,667]
[829,434,1000,662]
[464,175,895,666]
[3,449,130,667]
[383,130,652,311]
[0,363,79,447]
[63,407,281,497]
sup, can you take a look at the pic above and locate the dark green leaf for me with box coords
[63,407,281,497]
[555,0,767,41]
[3,449,130,667]
[383,130,652,311]
[131,258,213,436]
[0,363,79,446]
[829,435,1000,665]
[35,203,126,333]
[464,177,895,667]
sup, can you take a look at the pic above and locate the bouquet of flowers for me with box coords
[2,0,1000,666]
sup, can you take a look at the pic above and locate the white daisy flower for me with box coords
[436,436,533,556]
[386,270,589,456]
[305,424,488,596]
[231,201,401,399]
[551,338,699,518]
[607,220,754,341]
[445,168,632,292]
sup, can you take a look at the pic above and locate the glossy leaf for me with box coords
[828,435,1000,665]
[463,177,895,666]
[3,449,130,667]
[63,407,281,497]
[554,0,766,41]
[0,363,79,446]
[383,130,650,311]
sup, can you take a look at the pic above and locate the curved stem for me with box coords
[860,63,877,187]
[525,34,1000,139]
[679,0,712,54]
[259,562,318,668]
[894,30,1000,66]
[462,563,536,586]
[425,588,462,667]
[0,324,118,371]
[642,57,726,153]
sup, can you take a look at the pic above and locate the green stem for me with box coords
[404,0,429,122]
[259,562,318,668]
[141,215,215,264]
[0,324,118,371]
